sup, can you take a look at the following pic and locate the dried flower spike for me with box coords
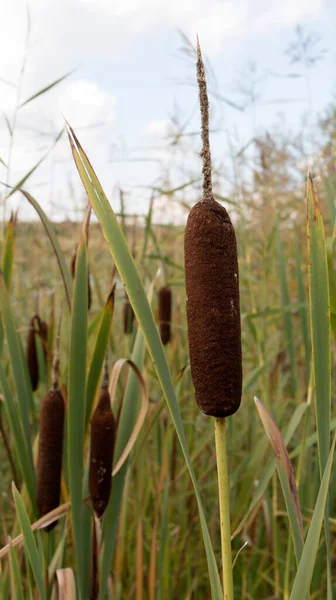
[184,40,242,418]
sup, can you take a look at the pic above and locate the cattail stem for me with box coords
[214,417,234,600]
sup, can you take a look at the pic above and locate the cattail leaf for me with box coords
[294,231,310,377]
[326,233,336,341]
[6,128,64,199]
[254,398,304,564]
[67,124,223,599]
[289,435,336,600]
[233,402,307,538]
[67,235,88,596]
[12,484,47,600]
[19,69,75,108]
[8,538,24,600]
[1,214,16,293]
[18,190,72,309]
[86,284,115,427]
[307,175,332,596]
[0,275,35,494]
[56,568,77,600]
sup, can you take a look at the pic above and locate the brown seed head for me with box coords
[89,388,116,517]
[184,39,242,418]
[158,286,172,345]
[36,388,65,530]
[184,201,242,417]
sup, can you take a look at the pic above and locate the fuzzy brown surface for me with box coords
[36,389,65,530]
[158,286,172,345]
[71,252,92,310]
[89,388,116,517]
[123,297,134,335]
[26,315,47,392]
[184,199,242,417]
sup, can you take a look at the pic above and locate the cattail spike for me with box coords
[36,388,65,530]
[184,38,242,418]
[158,285,172,345]
[89,386,116,518]
[196,37,213,202]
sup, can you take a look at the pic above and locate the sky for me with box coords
[0,0,336,222]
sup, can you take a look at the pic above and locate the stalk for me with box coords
[214,417,234,600]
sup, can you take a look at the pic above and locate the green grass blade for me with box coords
[307,175,332,598]
[326,232,336,342]
[19,68,75,108]
[19,190,72,309]
[85,285,115,427]
[255,398,304,564]
[12,484,46,600]
[8,539,25,600]
[67,125,223,599]
[289,434,336,600]
[6,129,64,198]
[67,235,88,597]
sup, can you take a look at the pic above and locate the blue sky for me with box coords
[0,0,335,221]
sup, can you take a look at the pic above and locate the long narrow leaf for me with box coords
[66,125,222,598]
[289,435,336,600]
[12,484,46,600]
[67,234,88,596]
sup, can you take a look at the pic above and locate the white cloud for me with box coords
[57,80,116,128]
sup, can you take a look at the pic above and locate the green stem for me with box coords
[214,417,234,600]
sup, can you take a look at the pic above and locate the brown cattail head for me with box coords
[123,295,134,335]
[26,315,48,392]
[89,387,116,518]
[158,286,172,345]
[184,40,242,418]
[71,251,92,310]
[36,388,65,530]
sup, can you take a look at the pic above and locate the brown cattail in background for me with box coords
[123,294,134,335]
[184,40,242,418]
[36,313,64,530]
[158,285,172,345]
[71,251,92,310]
[26,315,48,392]
[36,388,65,529]
[89,366,116,518]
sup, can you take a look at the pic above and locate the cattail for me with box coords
[36,312,64,530]
[26,315,48,392]
[184,40,242,418]
[123,294,134,335]
[89,365,116,517]
[71,251,92,310]
[158,285,172,345]
[36,388,65,529]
